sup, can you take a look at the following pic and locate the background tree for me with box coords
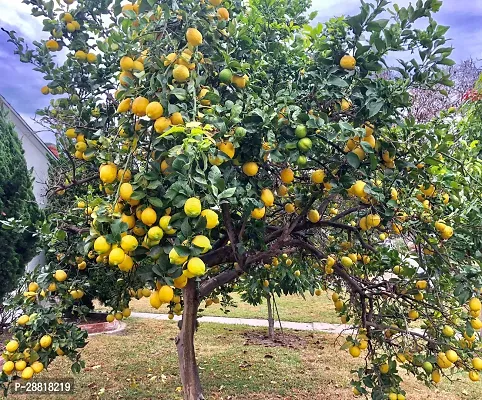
[2,1,482,400]
[0,107,41,302]
[409,59,482,121]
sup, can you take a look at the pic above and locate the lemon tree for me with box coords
[3,0,482,399]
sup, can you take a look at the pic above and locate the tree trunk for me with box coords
[176,279,204,400]
[267,294,275,340]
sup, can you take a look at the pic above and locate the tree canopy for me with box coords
[2,0,482,399]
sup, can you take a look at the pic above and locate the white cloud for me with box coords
[0,0,45,40]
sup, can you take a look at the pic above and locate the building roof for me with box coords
[0,94,57,159]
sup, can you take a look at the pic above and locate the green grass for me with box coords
[5,318,481,400]
[122,291,341,324]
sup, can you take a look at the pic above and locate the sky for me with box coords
[1,0,481,144]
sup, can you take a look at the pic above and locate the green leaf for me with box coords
[218,187,236,199]
[131,191,147,200]
[347,152,361,169]
[328,76,348,87]
[148,197,164,208]
[174,245,191,257]
[181,218,192,237]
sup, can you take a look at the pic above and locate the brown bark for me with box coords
[176,280,204,400]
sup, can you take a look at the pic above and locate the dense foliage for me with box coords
[0,108,41,301]
[2,0,482,399]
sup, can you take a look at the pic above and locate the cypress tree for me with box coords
[0,107,41,300]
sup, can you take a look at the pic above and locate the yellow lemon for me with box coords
[141,207,157,226]
[120,56,134,71]
[285,203,295,213]
[173,64,190,82]
[132,96,149,117]
[99,163,118,184]
[311,169,325,184]
[119,182,133,201]
[146,102,164,120]
[158,285,174,303]
[251,207,266,219]
[187,257,206,276]
[154,117,171,133]
[120,235,138,252]
[308,209,320,223]
[170,112,184,125]
[201,209,219,229]
[94,236,111,254]
[169,248,189,265]
[192,235,211,254]
[160,215,177,234]
[260,188,274,207]
[174,274,188,289]
[54,270,67,282]
[340,55,356,70]
[280,168,294,183]
[40,335,52,348]
[184,197,202,217]
[242,162,258,176]
[217,141,235,159]
[186,27,203,46]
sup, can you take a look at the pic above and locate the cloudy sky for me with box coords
[1,0,481,144]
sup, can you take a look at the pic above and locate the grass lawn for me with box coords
[122,291,340,324]
[6,318,481,400]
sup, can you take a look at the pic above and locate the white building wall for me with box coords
[1,95,54,271]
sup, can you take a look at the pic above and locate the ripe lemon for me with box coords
[415,280,427,290]
[209,0,222,5]
[169,248,189,265]
[280,168,294,183]
[154,116,171,133]
[158,285,174,303]
[148,226,164,241]
[308,209,320,223]
[146,102,164,120]
[277,185,288,196]
[133,60,144,71]
[117,168,132,182]
[21,366,34,380]
[349,346,360,357]
[445,349,458,363]
[17,315,30,325]
[442,325,454,337]
[6,340,19,353]
[120,235,138,252]
[120,56,134,71]
[311,169,325,184]
[160,215,177,234]
[28,282,39,292]
[2,361,14,374]
[473,357,482,370]
[77,261,87,270]
[469,297,481,312]
[362,135,376,148]
[184,197,202,217]
[106,314,115,323]
[132,96,149,117]
[187,257,205,276]
[119,182,133,201]
[74,51,87,61]
[232,74,248,88]
[170,112,184,125]
[118,255,134,271]
[341,256,353,268]
[217,141,235,159]
[186,27,202,46]
[173,64,190,82]
[366,214,381,228]
[109,248,126,265]
[340,98,351,111]
[119,71,134,87]
[242,162,258,176]
[54,270,67,282]
[432,369,441,383]
[201,209,219,229]
[141,207,157,226]
[251,207,266,219]
[174,274,188,289]
[63,12,73,22]
[41,86,50,95]
[379,363,390,374]
[352,180,366,197]
[86,52,97,63]
[285,203,295,213]
[99,163,118,184]
[94,236,111,254]
[340,55,356,70]
[441,226,453,239]
[471,318,482,330]
[261,188,274,207]
[46,39,59,51]
[469,370,480,382]
[40,335,52,348]
[122,308,131,318]
[117,98,132,113]
[192,235,211,254]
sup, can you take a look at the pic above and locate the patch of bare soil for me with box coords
[243,331,307,349]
